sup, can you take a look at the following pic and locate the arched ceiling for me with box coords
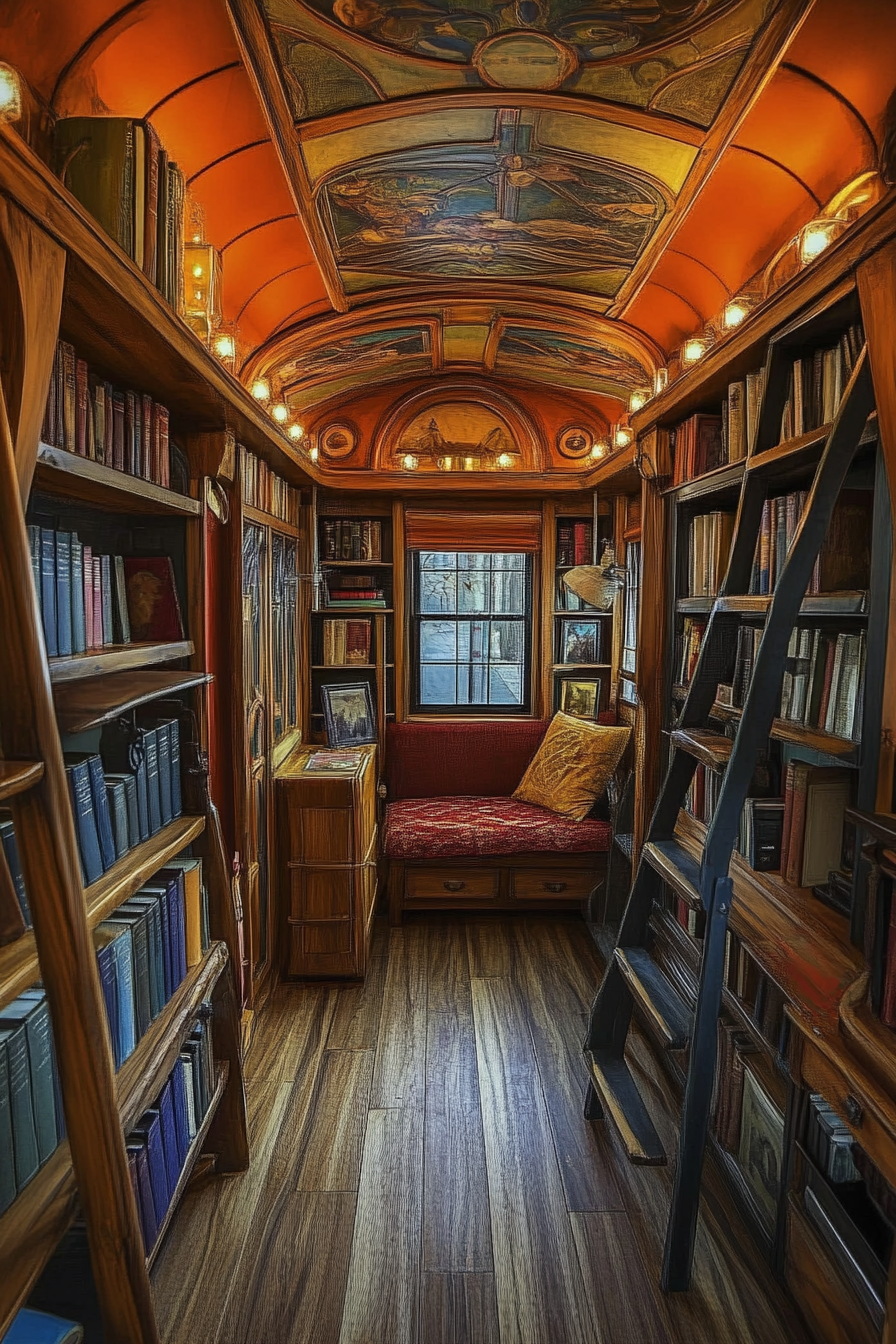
[1,0,893,458]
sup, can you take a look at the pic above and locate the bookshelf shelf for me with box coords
[0,760,44,802]
[0,1142,77,1339]
[664,459,745,501]
[48,640,194,683]
[117,941,227,1133]
[146,1060,228,1270]
[552,609,613,617]
[677,593,868,618]
[34,445,201,518]
[552,662,611,671]
[699,701,859,759]
[53,669,212,734]
[322,559,393,568]
[241,502,301,537]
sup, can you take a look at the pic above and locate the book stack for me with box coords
[779,322,865,442]
[27,526,184,657]
[94,859,208,1070]
[321,520,382,562]
[804,1094,860,1183]
[672,413,724,485]
[126,1012,215,1254]
[556,520,592,567]
[738,798,785,872]
[53,117,185,306]
[239,446,300,526]
[322,618,372,664]
[324,572,387,608]
[714,1019,758,1153]
[0,986,64,1215]
[0,817,31,946]
[780,760,852,888]
[686,511,734,597]
[41,341,172,487]
[658,880,705,939]
[675,616,707,686]
[780,626,866,740]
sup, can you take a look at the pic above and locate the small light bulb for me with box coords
[723,298,749,329]
[799,220,836,265]
[591,441,607,460]
[214,334,235,360]
[614,425,633,449]
[309,445,319,463]
[288,423,304,441]
[271,403,289,423]
[683,337,707,365]
[0,64,22,124]
[496,452,513,469]
[629,388,649,413]
[192,263,204,279]
[251,379,271,402]
[401,453,419,470]
[192,233,202,244]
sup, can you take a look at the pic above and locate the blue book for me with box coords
[141,881,173,1002]
[40,528,57,657]
[131,1108,168,1228]
[154,721,172,826]
[0,819,30,926]
[0,993,58,1165]
[157,1078,181,1201]
[127,1140,158,1252]
[0,1029,17,1213]
[64,761,103,886]
[168,717,182,818]
[105,772,139,849]
[120,893,164,1019]
[159,868,187,988]
[141,727,161,834]
[70,535,86,655]
[55,531,73,658]
[97,921,136,1066]
[93,926,121,1068]
[170,1057,191,1166]
[99,724,150,842]
[86,754,116,871]
[1,1021,39,1189]
[103,908,151,1040]
[2,1309,84,1343]
[105,779,129,859]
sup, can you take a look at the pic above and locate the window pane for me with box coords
[457,553,490,570]
[457,569,489,613]
[491,553,524,571]
[421,551,456,569]
[420,569,456,613]
[489,621,523,661]
[420,620,457,661]
[421,664,457,704]
[490,665,523,704]
[491,569,524,614]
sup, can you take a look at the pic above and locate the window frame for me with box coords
[408,549,535,716]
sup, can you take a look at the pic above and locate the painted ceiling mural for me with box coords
[279,324,435,407]
[490,323,651,393]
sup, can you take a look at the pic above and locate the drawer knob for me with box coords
[545,881,567,893]
[444,880,466,892]
[844,1094,863,1126]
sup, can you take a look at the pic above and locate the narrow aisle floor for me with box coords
[152,914,810,1344]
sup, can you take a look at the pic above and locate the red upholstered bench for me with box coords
[383,718,615,923]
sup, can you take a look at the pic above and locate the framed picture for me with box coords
[560,618,601,665]
[737,1065,784,1230]
[559,678,601,719]
[321,681,377,747]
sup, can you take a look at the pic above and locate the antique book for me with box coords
[54,117,148,268]
[0,992,58,1166]
[123,556,185,641]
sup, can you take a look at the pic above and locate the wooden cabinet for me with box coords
[275,745,377,978]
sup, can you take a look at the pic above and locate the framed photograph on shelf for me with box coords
[736,1065,784,1229]
[559,678,602,719]
[321,681,377,747]
[559,618,601,665]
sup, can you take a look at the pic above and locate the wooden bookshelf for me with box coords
[48,641,194,683]
[0,1143,77,1338]
[241,502,301,537]
[34,445,201,518]
[53,669,213,734]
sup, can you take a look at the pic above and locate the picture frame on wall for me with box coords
[559,677,602,719]
[321,681,377,747]
[559,618,601,665]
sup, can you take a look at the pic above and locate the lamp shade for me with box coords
[562,565,621,611]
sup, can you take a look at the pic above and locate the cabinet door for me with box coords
[242,523,270,974]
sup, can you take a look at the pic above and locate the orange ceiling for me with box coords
[0,0,893,415]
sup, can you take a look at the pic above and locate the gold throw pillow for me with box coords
[513,713,631,821]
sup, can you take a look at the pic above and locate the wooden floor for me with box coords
[152,913,811,1344]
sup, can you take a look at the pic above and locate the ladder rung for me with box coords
[0,759,44,803]
[587,1050,666,1165]
[643,840,702,910]
[670,730,731,771]
[615,948,693,1050]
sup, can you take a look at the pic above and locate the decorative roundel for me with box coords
[557,425,595,460]
[474,32,577,91]
[319,422,359,460]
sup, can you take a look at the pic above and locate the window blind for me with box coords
[404,509,542,553]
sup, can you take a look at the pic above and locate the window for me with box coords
[620,539,641,706]
[411,551,532,712]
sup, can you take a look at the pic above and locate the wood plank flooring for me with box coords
[152,913,811,1344]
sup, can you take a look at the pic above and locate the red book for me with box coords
[156,405,170,487]
[141,394,154,481]
[123,556,184,641]
[75,358,89,457]
[784,761,811,886]
[780,760,796,881]
[573,522,590,565]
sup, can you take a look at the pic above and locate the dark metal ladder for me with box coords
[583,347,875,1292]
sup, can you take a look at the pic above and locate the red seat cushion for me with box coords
[383,796,613,860]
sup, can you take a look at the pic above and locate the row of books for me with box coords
[747,489,871,596]
[322,571,387,608]
[127,1013,215,1256]
[66,718,183,888]
[41,340,172,488]
[782,761,852,888]
[556,520,593,568]
[321,618,372,665]
[28,526,184,657]
[675,616,707,686]
[657,881,705,939]
[0,986,63,1215]
[730,624,865,740]
[686,510,734,598]
[320,519,383,562]
[778,323,864,443]
[725,933,790,1055]
[239,446,300,526]
[93,857,207,1070]
[54,116,185,306]
[671,372,764,486]
[685,761,722,828]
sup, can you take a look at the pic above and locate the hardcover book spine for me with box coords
[101,554,114,646]
[95,941,121,1069]
[87,753,117,872]
[113,555,131,644]
[154,722,172,826]
[168,717,181,818]
[4,1024,39,1187]
[158,1079,181,1201]
[55,530,73,658]
[171,1057,191,1165]
[40,529,58,657]
[110,924,137,1065]
[61,342,77,454]
[66,761,104,885]
[142,728,162,835]
[70,536,86,654]
[23,998,59,1164]
[0,1038,16,1213]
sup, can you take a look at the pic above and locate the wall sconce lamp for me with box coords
[0,64,23,124]
[288,423,304,442]
[798,217,847,266]
[590,439,608,461]
[629,387,651,414]
[653,367,669,398]
[682,335,709,366]
[496,452,513,469]
[308,444,319,464]
[614,424,634,451]
[271,402,289,424]
[723,296,751,329]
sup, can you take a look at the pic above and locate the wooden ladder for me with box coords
[583,347,876,1292]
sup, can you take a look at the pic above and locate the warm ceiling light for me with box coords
[401,453,419,470]
[614,425,633,450]
[496,452,513,469]
[723,297,750,329]
[682,336,708,365]
[214,334,235,361]
[271,403,289,423]
[309,444,319,463]
[251,379,271,402]
[591,440,607,460]
[288,423,304,441]
[799,218,842,265]
[629,388,650,413]
[654,367,669,397]
[0,64,22,124]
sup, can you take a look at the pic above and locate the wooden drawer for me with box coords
[512,869,595,901]
[785,1197,878,1344]
[405,867,497,901]
[287,866,353,921]
[799,1038,896,1193]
